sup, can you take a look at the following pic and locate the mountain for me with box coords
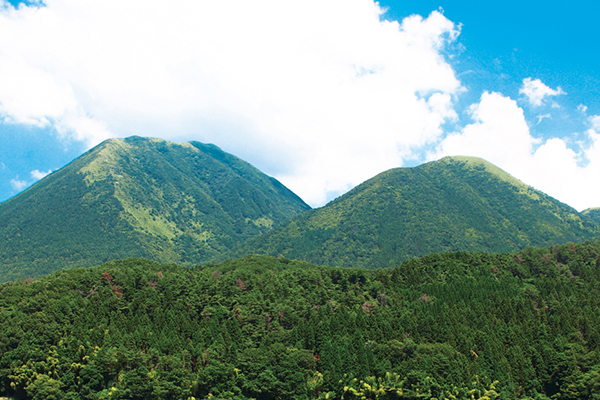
[582,207,600,224]
[237,156,600,268]
[2,241,600,399]
[3,142,599,281]
[0,136,309,281]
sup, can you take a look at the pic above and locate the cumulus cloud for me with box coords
[520,77,565,107]
[0,0,461,206]
[431,92,600,211]
[430,92,537,166]
[30,169,52,180]
[10,177,28,191]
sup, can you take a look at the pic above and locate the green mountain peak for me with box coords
[0,136,309,281]
[440,156,542,200]
[582,207,600,223]
[237,156,600,268]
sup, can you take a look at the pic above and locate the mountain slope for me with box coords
[582,207,600,224]
[238,156,600,268]
[0,136,310,281]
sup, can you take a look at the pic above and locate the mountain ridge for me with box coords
[2,137,599,280]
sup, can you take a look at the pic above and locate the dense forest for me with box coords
[2,240,600,399]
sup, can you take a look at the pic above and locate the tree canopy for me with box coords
[2,240,600,399]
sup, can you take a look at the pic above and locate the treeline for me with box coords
[2,241,600,399]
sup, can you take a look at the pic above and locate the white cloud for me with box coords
[430,92,537,168]
[0,0,461,206]
[519,77,565,107]
[30,169,51,180]
[431,92,600,211]
[10,178,28,191]
[7,169,51,193]
[591,115,600,130]
[535,113,551,124]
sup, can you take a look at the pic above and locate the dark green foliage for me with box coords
[238,156,600,268]
[0,136,310,282]
[2,241,600,399]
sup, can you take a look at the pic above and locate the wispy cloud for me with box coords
[535,113,551,124]
[10,177,27,191]
[30,169,51,180]
[8,169,51,192]
[519,77,565,107]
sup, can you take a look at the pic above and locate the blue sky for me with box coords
[382,0,600,137]
[383,0,600,104]
[379,0,600,174]
[1,0,599,210]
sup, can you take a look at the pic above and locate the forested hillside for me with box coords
[0,136,309,282]
[583,208,600,224]
[2,240,600,399]
[238,156,600,268]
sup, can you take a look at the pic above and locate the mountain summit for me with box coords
[0,136,310,281]
[238,156,600,268]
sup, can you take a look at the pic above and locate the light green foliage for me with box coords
[247,217,274,229]
[441,376,500,400]
[340,372,406,399]
[448,156,540,201]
